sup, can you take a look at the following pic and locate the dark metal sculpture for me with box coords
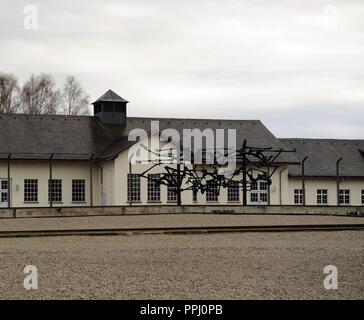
[132,139,295,206]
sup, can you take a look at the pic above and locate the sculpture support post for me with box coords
[129,161,133,207]
[177,163,182,206]
[49,153,54,208]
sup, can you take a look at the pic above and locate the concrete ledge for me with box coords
[0,205,363,219]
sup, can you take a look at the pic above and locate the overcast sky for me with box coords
[1,0,363,138]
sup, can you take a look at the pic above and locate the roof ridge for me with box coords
[280,138,364,142]
[127,116,261,122]
[0,113,92,120]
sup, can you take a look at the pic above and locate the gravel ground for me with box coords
[0,231,363,299]
[0,214,362,231]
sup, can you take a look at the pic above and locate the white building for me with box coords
[0,90,363,208]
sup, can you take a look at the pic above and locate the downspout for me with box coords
[129,161,132,207]
[89,154,94,207]
[94,162,103,206]
[279,166,287,206]
[49,153,54,208]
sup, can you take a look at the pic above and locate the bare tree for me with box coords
[20,74,60,114]
[61,76,90,115]
[0,73,20,113]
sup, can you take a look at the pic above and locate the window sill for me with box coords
[147,201,162,204]
[24,201,39,204]
[227,201,240,204]
[128,201,142,204]
[71,201,87,204]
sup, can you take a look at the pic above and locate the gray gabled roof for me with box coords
[0,113,298,163]
[93,89,129,104]
[280,138,364,178]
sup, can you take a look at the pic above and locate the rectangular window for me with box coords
[1,180,8,190]
[362,190,364,205]
[250,180,268,205]
[228,181,240,202]
[193,189,198,202]
[0,180,8,203]
[251,182,258,191]
[72,179,85,202]
[127,174,141,202]
[260,193,268,203]
[147,174,160,202]
[206,180,219,202]
[24,179,38,202]
[48,179,62,202]
[167,184,177,202]
[250,192,258,203]
[294,189,303,204]
[259,181,268,191]
[317,189,328,205]
[339,189,350,205]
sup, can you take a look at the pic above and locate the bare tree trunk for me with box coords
[61,76,90,116]
[0,73,20,113]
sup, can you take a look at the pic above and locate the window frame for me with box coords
[294,189,303,205]
[167,184,177,203]
[227,180,240,202]
[147,174,161,203]
[127,174,141,203]
[48,179,62,203]
[339,189,350,205]
[317,189,328,205]
[206,180,219,202]
[24,179,38,203]
[72,179,86,203]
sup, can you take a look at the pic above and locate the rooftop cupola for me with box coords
[92,89,129,125]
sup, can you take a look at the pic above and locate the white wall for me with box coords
[289,177,364,206]
[0,160,99,207]
[1,148,363,207]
